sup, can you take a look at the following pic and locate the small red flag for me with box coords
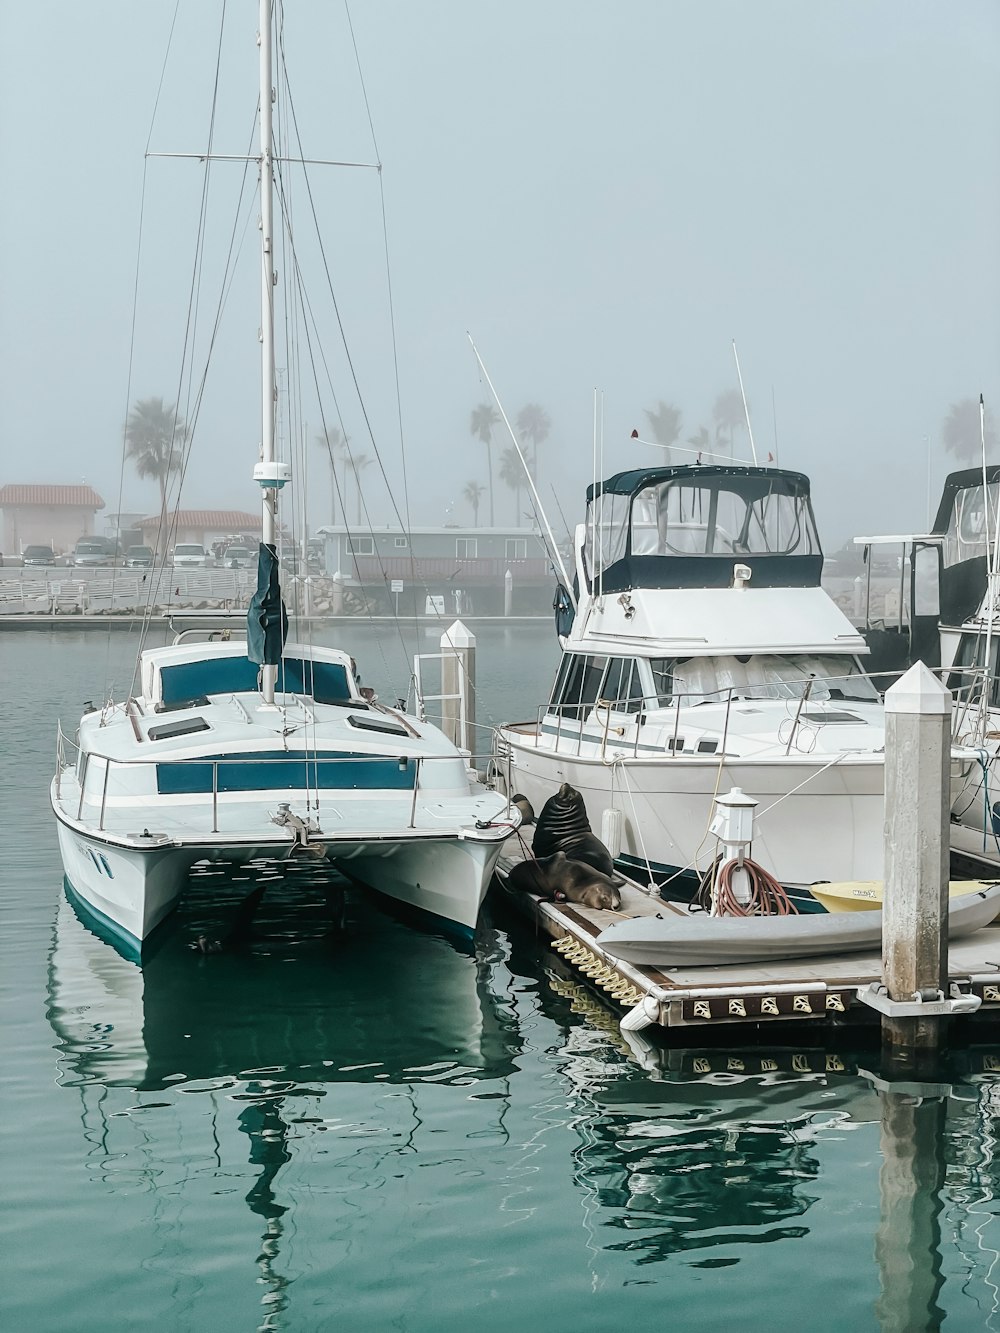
[630,428,639,438]
[767,452,774,462]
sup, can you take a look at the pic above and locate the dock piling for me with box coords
[879,661,952,1062]
[441,619,476,754]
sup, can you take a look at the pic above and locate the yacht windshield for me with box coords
[630,478,820,558]
[650,654,879,705]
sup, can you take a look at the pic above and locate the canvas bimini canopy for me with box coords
[582,465,823,593]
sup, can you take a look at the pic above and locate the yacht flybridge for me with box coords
[495,465,887,902]
[49,1,515,959]
[855,464,1000,870]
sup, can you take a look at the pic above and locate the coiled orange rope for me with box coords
[695,854,798,916]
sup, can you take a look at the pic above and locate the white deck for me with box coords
[497,832,1000,1029]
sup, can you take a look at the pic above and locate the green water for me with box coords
[3,625,1000,1331]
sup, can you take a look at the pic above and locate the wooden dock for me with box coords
[495,838,1000,1033]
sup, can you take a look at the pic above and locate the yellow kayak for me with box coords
[809,879,995,913]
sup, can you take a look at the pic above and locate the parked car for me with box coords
[171,543,211,568]
[123,545,154,568]
[73,537,116,567]
[22,544,56,567]
[221,544,255,569]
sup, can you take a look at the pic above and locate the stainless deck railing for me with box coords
[500,664,987,763]
[55,725,508,836]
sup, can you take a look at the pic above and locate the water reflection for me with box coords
[45,876,1000,1330]
[47,870,523,1329]
[526,948,1000,1325]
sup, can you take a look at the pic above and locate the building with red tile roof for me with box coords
[0,484,105,557]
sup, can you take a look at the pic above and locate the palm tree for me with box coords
[644,401,682,462]
[462,480,486,525]
[347,452,373,524]
[469,403,500,525]
[516,403,551,488]
[499,446,530,523]
[943,398,998,464]
[125,397,187,556]
[713,390,746,459]
[314,425,346,524]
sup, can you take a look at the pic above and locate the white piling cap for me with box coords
[884,660,951,715]
[441,619,476,649]
[715,786,758,809]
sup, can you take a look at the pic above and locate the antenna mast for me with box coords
[732,340,759,465]
[258,0,279,703]
[467,335,575,606]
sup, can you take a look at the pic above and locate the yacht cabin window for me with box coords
[948,633,1000,708]
[550,655,643,718]
[649,654,879,705]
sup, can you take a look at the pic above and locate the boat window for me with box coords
[912,542,940,617]
[648,659,675,706]
[630,478,819,558]
[948,634,998,707]
[550,654,607,718]
[156,750,417,795]
[599,657,641,713]
[668,654,880,704]
[158,656,352,706]
[942,482,999,569]
[581,493,631,587]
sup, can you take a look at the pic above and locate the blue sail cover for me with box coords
[247,542,288,666]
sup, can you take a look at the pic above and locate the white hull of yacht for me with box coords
[498,730,885,890]
[52,783,511,957]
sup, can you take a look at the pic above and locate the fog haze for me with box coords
[2,0,998,549]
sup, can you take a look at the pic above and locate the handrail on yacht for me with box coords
[54,746,497,838]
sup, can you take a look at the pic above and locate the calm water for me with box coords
[4,622,1000,1332]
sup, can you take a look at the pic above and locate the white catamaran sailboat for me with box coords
[50,2,516,959]
[494,464,887,904]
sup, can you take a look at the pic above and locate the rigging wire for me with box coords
[344,0,421,633]
[114,0,184,704]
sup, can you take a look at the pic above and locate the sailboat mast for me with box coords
[259,0,278,703]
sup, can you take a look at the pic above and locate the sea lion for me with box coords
[510,793,535,826]
[506,851,622,911]
[532,782,619,881]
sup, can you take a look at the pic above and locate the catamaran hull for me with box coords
[55,820,201,958]
[53,797,507,959]
[340,838,507,936]
[498,735,885,891]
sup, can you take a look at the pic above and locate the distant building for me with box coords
[0,483,105,556]
[315,524,555,614]
[137,509,265,550]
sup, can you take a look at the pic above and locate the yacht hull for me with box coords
[52,783,510,959]
[498,733,885,891]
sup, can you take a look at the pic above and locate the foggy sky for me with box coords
[1,0,998,550]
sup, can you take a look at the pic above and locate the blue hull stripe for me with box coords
[616,853,827,913]
[62,875,143,964]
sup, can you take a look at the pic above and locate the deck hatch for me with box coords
[347,714,409,737]
[148,717,211,741]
